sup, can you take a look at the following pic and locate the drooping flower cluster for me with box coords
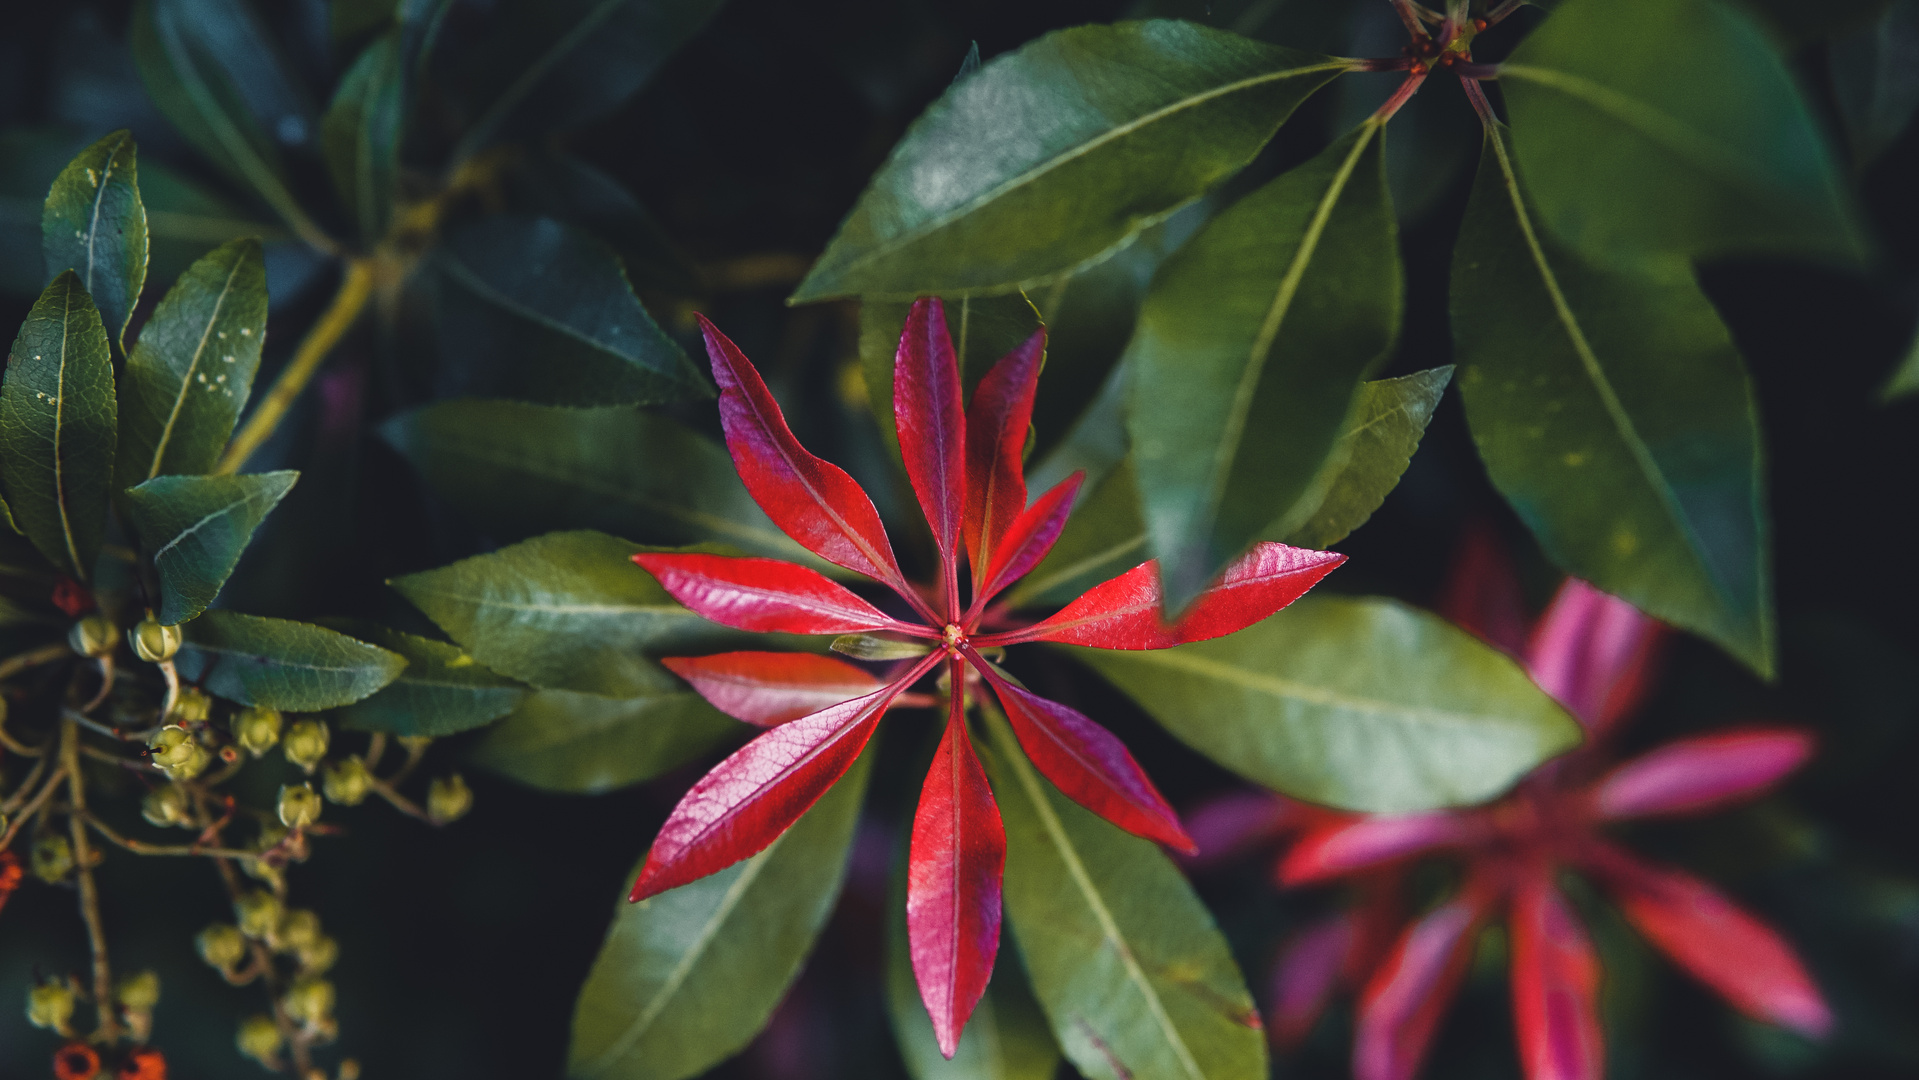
[629,299,1345,1053]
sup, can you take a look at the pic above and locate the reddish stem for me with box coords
[1460,74,1500,128]
[1485,0,1526,26]
[1372,70,1430,123]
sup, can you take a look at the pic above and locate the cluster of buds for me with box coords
[146,726,211,782]
[234,707,283,757]
[321,757,371,806]
[26,978,78,1037]
[113,971,160,1043]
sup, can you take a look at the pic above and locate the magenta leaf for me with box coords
[1509,878,1604,1080]
[1525,578,1665,735]
[1590,728,1813,820]
[662,651,884,727]
[963,328,1046,577]
[894,299,969,610]
[634,552,923,636]
[1278,813,1473,885]
[1355,897,1484,1080]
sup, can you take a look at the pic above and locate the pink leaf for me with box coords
[1355,897,1483,1080]
[662,652,884,727]
[973,472,1083,606]
[1525,578,1665,736]
[634,553,923,636]
[895,299,969,611]
[1272,913,1358,1048]
[1180,791,1305,870]
[1436,519,1530,654]
[1510,877,1605,1080]
[1278,813,1473,885]
[963,329,1046,579]
[1590,729,1813,820]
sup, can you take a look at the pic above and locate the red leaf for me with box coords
[1179,791,1308,870]
[698,316,919,606]
[1436,519,1529,654]
[1590,729,1813,821]
[1272,912,1358,1048]
[630,655,937,901]
[997,542,1344,649]
[908,663,1006,1058]
[895,299,969,612]
[976,662,1195,853]
[662,652,884,727]
[1355,897,1484,1080]
[1278,813,1473,886]
[634,553,921,636]
[1525,578,1664,736]
[1510,877,1605,1080]
[973,472,1083,607]
[963,329,1046,579]
[1593,847,1831,1037]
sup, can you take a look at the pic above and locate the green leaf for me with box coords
[793,21,1346,301]
[1831,1,1919,167]
[332,0,399,41]
[1502,0,1866,267]
[1881,322,1919,402]
[434,217,709,406]
[41,130,148,350]
[321,30,403,243]
[1128,123,1400,608]
[1283,365,1451,551]
[175,610,406,710]
[505,151,699,293]
[122,471,297,624]
[983,714,1265,1080]
[390,530,739,697]
[1454,126,1775,676]
[116,238,269,486]
[1005,457,1148,613]
[0,272,117,580]
[328,623,526,737]
[568,749,871,1080]
[472,688,739,794]
[381,400,817,565]
[1072,594,1583,813]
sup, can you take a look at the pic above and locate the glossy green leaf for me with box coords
[472,688,740,794]
[321,30,403,243]
[1831,1,1919,166]
[1284,365,1451,551]
[435,217,708,406]
[122,471,297,624]
[176,610,406,710]
[1502,0,1865,267]
[330,624,526,737]
[983,715,1265,1080]
[1128,123,1400,608]
[381,400,816,565]
[0,272,117,580]
[1454,127,1774,676]
[116,238,269,486]
[568,750,871,1079]
[505,152,698,293]
[391,530,738,698]
[41,130,147,350]
[1073,594,1583,812]
[793,21,1347,301]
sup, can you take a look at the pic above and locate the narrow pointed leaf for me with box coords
[983,715,1265,1080]
[505,151,699,293]
[175,611,405,710]
[1882,324,1919,402]
[1277,813,1472,885]
[1075,595,1583,813]
[1271,913,1356,1048]
[116,238,268,485]
[1454,126,1775,676]
[1354,899,1481,1080]
[1283,366,1452,551]
[1525,578,1666,735]
[976,473,1082,604]
[42,130,147,350]
[662,651,882,727]
[331,624,526,737]
[1831,2,1919,167]
[122,471,297,624]
[794,21,1345,300]
[1003,458,1147,612]
[632,552,911,635]
[964,329,1046,577]
[1510,880,1605,1080]
[861,294,1040,461]
[474,688,742,795]
[1129,123,1400,609]
[321,29,403,243]
[0,272,117,580]
[895,299,969,584]
[1591,729,1812,820]
[1437,521,1531,656]
[568,751,870,1080]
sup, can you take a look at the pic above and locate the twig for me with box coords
[1461,73,1501,127]
[0,764,66,849]
[81,813,257,860]
[0,642,72,682]
[63,710,146,742]
[1,755,50,814]
[61,720,119,1040]
[368,779,434,824]
[0,722,48,757]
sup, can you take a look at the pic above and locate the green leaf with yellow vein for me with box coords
[123,471,296,624]
[331,623,526,738]
[41,130,147,351]
[321,29,403,244]
[472,687,739,794]
[175,611,406,710]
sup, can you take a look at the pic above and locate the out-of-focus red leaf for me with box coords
[973,472,1082,606]
[1590,729,1813,820]
[698,316,919,607]
[1355,897,1483,1080]
[999,542,1344,649]
[1272,912,1357,1048]
[895,299,968,609]
[1278,813,1473,886]
[1180,791,1310,870]
[634,553,921,636]
[1510,877,1605,1080]
[908,666,1005,1058]
[963,328,1046,579]
[977,661,1195,853]
[1436,519,1530,654]
[1525,578,1664,736]
[663,651,884,727]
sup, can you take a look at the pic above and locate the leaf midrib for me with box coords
[146,252,245,480]
[150,487,276,566]
[185,640,393,676]
[52,284,85,579]
[81,134,132,305]
[403,587,690,618]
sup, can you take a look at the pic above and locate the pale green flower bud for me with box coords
[31,834,73,883]
[26,981,75,1032]
[234,890,282,939]
[281,978,335,1026]
[167,686,212,724]
[236,1014,283,1065]
[141,784,193,828]
[277,784,322,830]
[161,742,212,782]
[234,706,282,757]
[281,719,329,772]
[68,614,118,658]
[321,756,371,806]
[198,923,248,971]
[427,773,472,825]
[131,619,182,663]
[115,970,161,1012]
[297,935,339,976]
[148,725,194,768]
[273,909,322,954]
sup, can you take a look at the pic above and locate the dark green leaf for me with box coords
[434,217,708,406]
[1454,127,1774,676]
[1881,323,1919,401]
[116,238,269,486]
[176,610,406,709]
[505,152,699,294]
[1831,1,1919,166]
[1072,594,1583,812]
[321,30,404,243]
[381,400,817,564]
[1737,0,1890,44]
[1128,123,1400,608]
[332,0,399,41]
[567,750,871,1079]
[122,471,296,624]
[472,687,739,794]
[983,715,1265,1080]
[1502,0,1866,267]
[41,130,147,350]
[793,21,1346,301]
[328,623,526,737]
[0,272,117,580]
[1283,365,1451,551]
[390,530,738,697]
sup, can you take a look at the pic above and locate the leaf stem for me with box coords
[1372,70,1430,122]
[216,259,377,474]
[61,720,120,1040]
[1460,73,1501,128]
[0,641,74,682]
[0,764,66,847]
[1485,0,1526,26]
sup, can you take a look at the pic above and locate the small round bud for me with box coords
[167,686,213,725]
[281,719,329,772]
[273,909,322,954]
[141,784,193,829]
[147,725,193,767]
[338,1059,363,1080]
[281,978,335,1027]
[236,1014,283,1065]
[278,784,322,830]
[321,756,371,806]
[297,935,339,976]
[427,773,473,825]
[234,890,283,940]
[26,981,76,1032]
[198,923,248,970]
[31,834,74,883]
[67,614,119,658]
[234,706,283,756]
[118,1048,166,1080]
[130,619,182,663]
[158,742,212,782]
[114,970,161,1012]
